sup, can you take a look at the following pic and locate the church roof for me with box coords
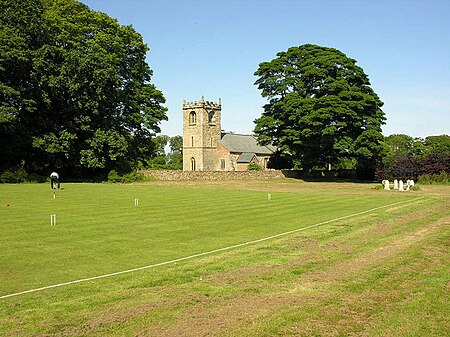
[236,152,257,163]
[219,133,276,155]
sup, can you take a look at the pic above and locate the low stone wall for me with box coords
[139,170,285,181]
[139,169,357,181]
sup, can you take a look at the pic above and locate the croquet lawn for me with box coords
[0,180,448,336]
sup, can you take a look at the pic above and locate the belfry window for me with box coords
[189,111,196,125]
[208,111,214,124]
[191,157,196,171]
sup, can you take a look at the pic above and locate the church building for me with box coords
[182,97,276,171]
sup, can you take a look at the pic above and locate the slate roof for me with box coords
[219,133,276,155]
[236,152,257,163]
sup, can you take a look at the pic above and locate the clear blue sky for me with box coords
[81,0,450,139]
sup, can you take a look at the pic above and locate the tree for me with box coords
[424,135,450,156]
[0,0,167,176]
[0,0,45,171]
[383,134,425,157]
[167,135,183,169]
[253,44,385,179]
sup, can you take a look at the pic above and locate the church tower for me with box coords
[182,96,222,171]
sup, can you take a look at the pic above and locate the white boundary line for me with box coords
[0,196,424,300]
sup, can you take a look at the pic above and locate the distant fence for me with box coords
[139,169,357,181]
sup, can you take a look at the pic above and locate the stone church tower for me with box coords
[182,97,222,171]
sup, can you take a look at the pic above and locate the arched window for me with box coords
[191,157,196,171]
[208,111,214,124]
[189,111,196,125]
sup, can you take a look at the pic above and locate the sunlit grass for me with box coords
[0,181,447,336]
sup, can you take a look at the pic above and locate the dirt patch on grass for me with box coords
[137,293,314,337]
[115,209,449,336]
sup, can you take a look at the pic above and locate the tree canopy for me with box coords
[0,0,167,177]
[376,133,450,182]
[253,44,385,178]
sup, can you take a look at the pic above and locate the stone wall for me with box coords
[140,170,286,181]
[139,169,357,181]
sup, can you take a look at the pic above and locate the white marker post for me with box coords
[50,214,56,226]
[268,193,272,201]
[134,198,139,207]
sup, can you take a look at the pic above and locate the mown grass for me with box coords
[0,180,448,336]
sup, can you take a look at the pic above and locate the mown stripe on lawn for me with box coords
[0,196,424,300]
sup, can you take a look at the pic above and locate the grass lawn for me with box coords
[0,179,448,336]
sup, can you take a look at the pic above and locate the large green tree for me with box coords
[253,44,385,178]
[383,134,425,157]
[0,0,167,176]
[424,135,450,156]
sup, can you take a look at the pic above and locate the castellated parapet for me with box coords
[182,96,222,109]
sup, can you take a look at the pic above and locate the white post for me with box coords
[268,193,272,201]
[134,198,139,206]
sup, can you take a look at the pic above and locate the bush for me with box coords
[417,171,449,185]
[0,167,28,183]
[107,170,122,183]
[376,153,450,181]
[247,162,262,171]
[107,170,153,183]
[121,171,145,183]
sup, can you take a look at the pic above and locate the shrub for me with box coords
[376,153,450,181]
[418,171,449,185]
[107,170,153,183]
[247,162,262,171]
[0,167,28,183]
[107,170,122,183]
[121,171,145,183]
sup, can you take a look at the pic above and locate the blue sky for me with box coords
[81,0,450,138]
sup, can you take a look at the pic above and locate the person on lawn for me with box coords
[50,172,60,189]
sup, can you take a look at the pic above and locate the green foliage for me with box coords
[253,44,385,178]
[0,0,167,176]
[152,135,170,157]
[385,134,414,153]
[0,167,28,183]
[146,135,183,170]
[107,170,152,183]
[376,152,450,181]
[417,172,449,185]
[121,171,147,183]
[247,162,262,171]
[377,134,450,181]
[424,135,450,156]
[107,170,122,183]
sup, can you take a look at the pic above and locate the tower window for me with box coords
[189,111,196,125]
[191,136,194,147]
[208,111,214,124]
[191,157,196,171]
